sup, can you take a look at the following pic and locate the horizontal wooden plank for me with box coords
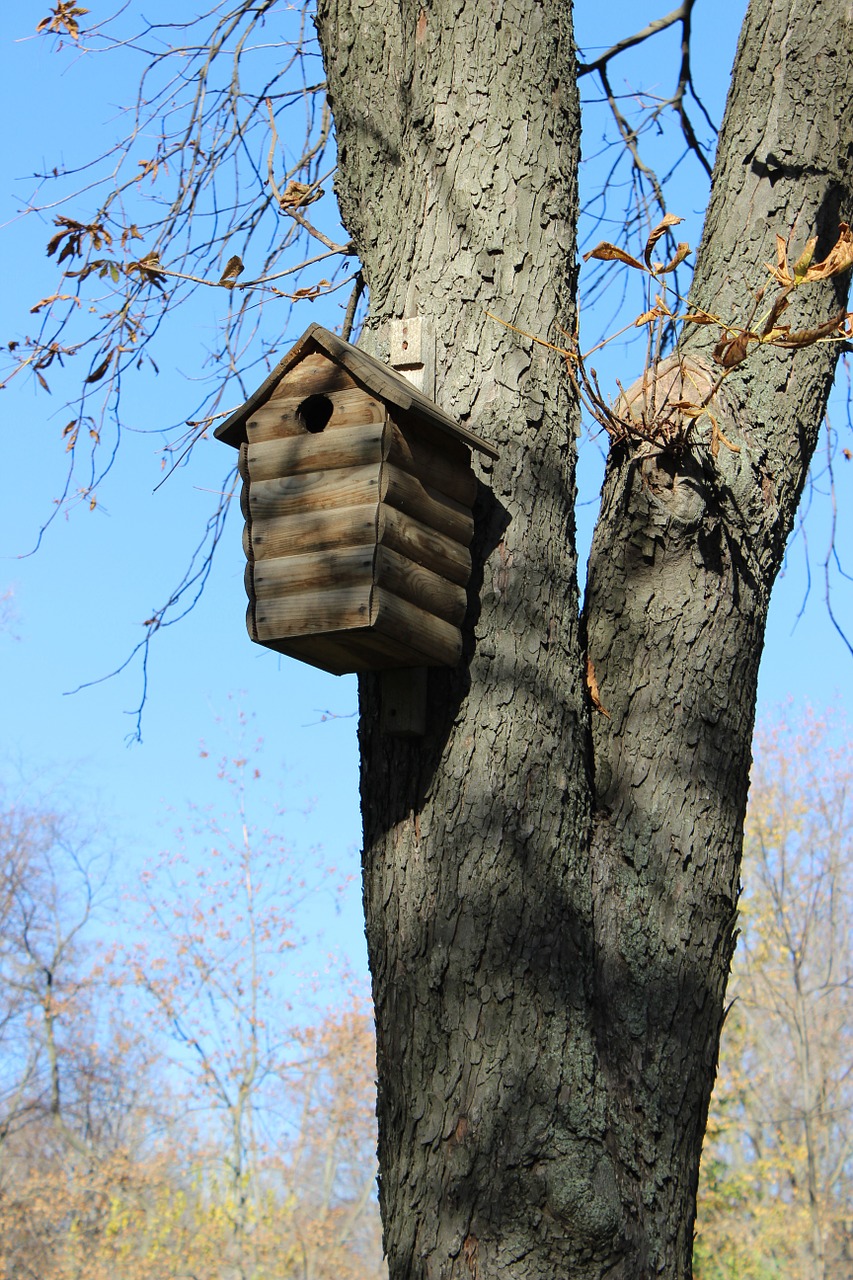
[246,388,384,444]
[245,504,379,562]
[244,464,381,521]
[371,588,463,667]
[377,505,471,586]
[374,546,467,626]
[243,422,387,481]
[248,545,375,599]
[385,421,477,506]
[252,584,372,642]
[245,462,473,544]
[381,464,474,546]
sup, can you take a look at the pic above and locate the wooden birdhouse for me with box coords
[215,322,498,676]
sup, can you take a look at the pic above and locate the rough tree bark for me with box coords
[314,0,853,1276]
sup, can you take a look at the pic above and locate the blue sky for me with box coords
[1,0,850,991]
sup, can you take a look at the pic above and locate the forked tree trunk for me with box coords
[314,0,853,1275]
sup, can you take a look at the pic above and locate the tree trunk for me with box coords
[314,0,853,1275]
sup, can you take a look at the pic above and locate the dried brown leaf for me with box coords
[643,213,683,267]
[583,242,646,271]
[765,233,793,286]
[800,224,853,282]
[30,293,79,314]
[279,180,324,210]
[772,309,848,348]
[710,416,740,457]
[85,354,112,384]
[219,255,244,285]
[760,290,791,337]
[713,333,752,368]
[654,241,690,276]
[36,3,89,39]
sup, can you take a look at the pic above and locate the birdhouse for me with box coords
[215,323,498,676]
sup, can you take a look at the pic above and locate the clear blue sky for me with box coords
[1,0,850,989]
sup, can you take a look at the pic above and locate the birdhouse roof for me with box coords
[214,322,499,458]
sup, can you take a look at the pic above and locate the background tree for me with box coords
[5,0,853,1276]
[0,763,383,1280]
[0,796,169,1280]
[126,737,382,1279]
[694,710,853,1280]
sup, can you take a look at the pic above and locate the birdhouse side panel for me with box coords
[367,589,463,667]
[376,506,472,587]
[380,466,474,546]
[351,414,479,668]
[387,412,478,506]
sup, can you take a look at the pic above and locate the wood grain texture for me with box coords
[243,417,478,506]
[243,421,387,480]
[380,465,474,545]
[252,583,373,641]
[248,545,376,598]
[263,626,455,675]
[377,505,471,586]
[244,463,472,543]
[385,420,477,506]
[242,464,381,521]
[272,349,358,398]
[246,387,385,443]
[374,545,467,625]
[370,586,463,666]
[244,505,379,562]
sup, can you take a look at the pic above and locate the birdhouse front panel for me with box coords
[216,324,498,677]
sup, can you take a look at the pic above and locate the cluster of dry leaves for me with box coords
[574,217,853,457]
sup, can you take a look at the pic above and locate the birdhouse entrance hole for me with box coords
[297,393,333,434]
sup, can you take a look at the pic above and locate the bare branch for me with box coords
[577,5,687,77]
